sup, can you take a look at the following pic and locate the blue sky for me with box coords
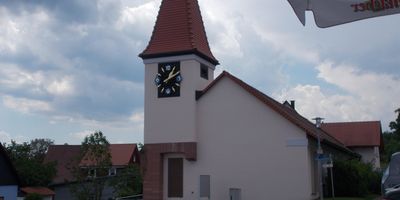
[0,0,399,144]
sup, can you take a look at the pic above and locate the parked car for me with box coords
[382,152,400,194]
[383,184,400,200]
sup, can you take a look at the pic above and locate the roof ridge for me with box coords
[324,120,381,124]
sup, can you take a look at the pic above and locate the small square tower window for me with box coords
[200,64,208,80]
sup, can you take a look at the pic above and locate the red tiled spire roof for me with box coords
[139,0,219,65]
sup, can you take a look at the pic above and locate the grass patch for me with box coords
[325,195,380,200]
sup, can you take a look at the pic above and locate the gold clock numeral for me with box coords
[161,67,165,72]
[172,87,175,92]
[161,87,164,93]
[175,83,180,86]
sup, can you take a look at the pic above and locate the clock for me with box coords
[154,62,182,98]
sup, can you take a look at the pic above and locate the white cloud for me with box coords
[3,95,52,114]
[252,24,320,64]
[13,135,29,144]
[0,64,45,90]
[275,84,371,122]
[116,0,160,30]
[317,61,400,104]
[0,130,28,144]
[0,64,75,97]
[129,111,144,124]
[70,130,94,140]
[46,77,75,96]
[201,1,244,58]
[0,130,11,143]
[275,62,400,130]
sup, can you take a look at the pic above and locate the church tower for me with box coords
[139,0,218,199]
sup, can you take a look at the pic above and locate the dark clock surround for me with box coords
[155,62,182,98]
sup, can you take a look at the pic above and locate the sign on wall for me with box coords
[288,0,400,28]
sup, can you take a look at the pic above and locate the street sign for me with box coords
[287,0,400,28]
[315,154,330,161]
[323,163,333,168]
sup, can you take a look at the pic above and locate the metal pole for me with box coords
[330,155,335,199]
[319,146,324,200]
[330,167,335,199]
[316,134,324,200]
[317,158,323,200]
[313,117,324,200]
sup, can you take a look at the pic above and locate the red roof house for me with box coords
[322,121,383,168]
[44,145,81,184]
[79,144,140,167]
[44,144,140,200]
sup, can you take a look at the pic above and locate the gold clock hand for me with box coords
[167,67,175,78]
[163,67,175,83]
[163,71,180,83]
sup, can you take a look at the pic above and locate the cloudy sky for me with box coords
[0,0,399,144]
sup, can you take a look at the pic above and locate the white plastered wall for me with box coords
[352,146,381,169]
[144,55,214,144]
[172,77,313,200]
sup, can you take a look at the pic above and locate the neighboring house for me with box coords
[44,144,140,200]
[322,121,383,169]
[18,187,55,200]
[138,0,359,199]
[0,143,19,200]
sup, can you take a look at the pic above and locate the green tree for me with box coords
[389,108,400,136]
[4,139,56,186]
[109,164,143,197]
[382,108,400,163]
[25,193,43,200]
[70,131,112,200]
[30,138,55,161]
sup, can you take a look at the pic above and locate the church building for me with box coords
[138,0,358,199]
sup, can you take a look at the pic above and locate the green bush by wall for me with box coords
[325,159,381,197]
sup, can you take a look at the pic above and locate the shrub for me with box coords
[25,193,43,200]
[325,159,381,197]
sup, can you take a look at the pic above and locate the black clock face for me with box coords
[154,62,182,98]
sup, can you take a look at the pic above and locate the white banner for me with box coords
[288,0,400,28]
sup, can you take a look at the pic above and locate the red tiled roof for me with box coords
[321,121,382,147]
[79,144,138,167]
[197,71,358,156]
[44,144,138,184]
[21,187,55,196]
[139,0,219,65]
[43,145,81,184]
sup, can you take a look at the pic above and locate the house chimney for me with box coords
[290,100,295,110]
